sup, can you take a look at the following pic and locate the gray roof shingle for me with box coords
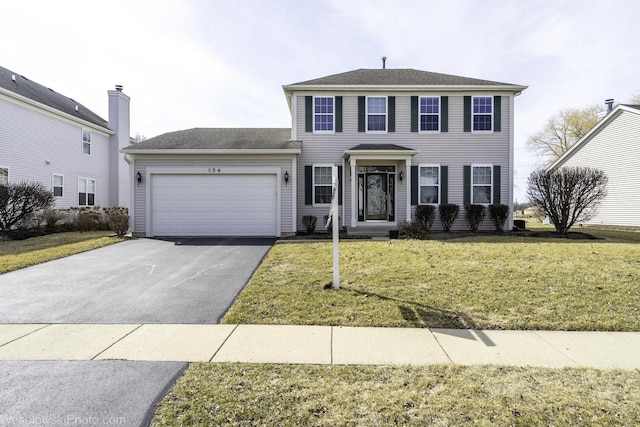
[286,68,524,88]
[125,128,299,150]
[348,143,414,151]
[0,65,108,129]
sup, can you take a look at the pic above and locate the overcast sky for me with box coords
[2,0,638,201]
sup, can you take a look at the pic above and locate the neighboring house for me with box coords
[122,68,526,237]
[0,65,131,209]
[548,104,640,227]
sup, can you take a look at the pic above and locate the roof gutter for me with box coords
[121,148,302,155]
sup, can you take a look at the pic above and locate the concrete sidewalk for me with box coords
[0,324,638,369]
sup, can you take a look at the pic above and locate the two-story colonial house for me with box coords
[122,68,526,237]
[0,65,131,209]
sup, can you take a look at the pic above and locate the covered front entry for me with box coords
[357,166,395,222]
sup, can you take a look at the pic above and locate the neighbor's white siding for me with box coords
[292,92,513,231]
[0,93,112,209]
[560,110,640,227]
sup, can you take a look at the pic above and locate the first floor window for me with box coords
[313,165,332,204]
[78,178,95,206]
[0,167,8,185]
[82,129,91,155]
[419,165,440,204]
[367,96,387,132]
[419,97,440,131]
[314,97,334,132]
[472,166,492,204]
[472,97,493,131]
[53,174,63,197]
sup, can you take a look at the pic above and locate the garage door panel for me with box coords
[151,174,277,236]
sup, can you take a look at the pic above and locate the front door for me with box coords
[357,166,395,222]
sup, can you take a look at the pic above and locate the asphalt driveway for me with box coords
[0,237,274,323]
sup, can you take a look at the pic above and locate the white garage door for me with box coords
[151,174,277,236]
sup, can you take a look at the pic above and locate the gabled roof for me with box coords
[0,65,109,129]
[284,68,527,92]
[122,128,300,153]
[548,104,640,170]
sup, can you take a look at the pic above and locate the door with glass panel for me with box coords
[357,166,395,222]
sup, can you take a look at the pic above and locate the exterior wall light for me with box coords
[399,171,404,182]
[136,171,142,186]
[284,171,289,184]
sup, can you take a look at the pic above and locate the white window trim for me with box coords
[418,96,441,134]
[0,166,8,185]
[418,164,440,205]
[366,96,388,134]
[82,129,92,155]
[78,177,96,206]
[52,173,64,197]
[471,164,493,205]
[471,96,494,133]
[312,163,334,207]
[313,96,335,134]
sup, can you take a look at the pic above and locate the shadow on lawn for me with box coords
[347,288,479,329]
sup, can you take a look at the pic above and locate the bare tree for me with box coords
[527,167,607,234]
[630,93,640,105]
[134,133,147,143]
[526,105,603,164]
[0,181,55,231]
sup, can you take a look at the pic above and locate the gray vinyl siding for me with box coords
[0,95,112,209]
[560,110,640,227]
[293,92,513,231]
[131,156,296,235]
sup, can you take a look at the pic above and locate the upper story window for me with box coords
[419,97,440,132]
[52,174,63,197]
[367,96,387,132]
[78,177,95,206]
[82,130,91,155]
[0,167,8,185]
[419,165,440,204]
[472,97,493,131]
[313,165,332,205]
[314,97,334,132]
[472,165,492,204]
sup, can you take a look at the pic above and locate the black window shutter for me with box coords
[338,165,343,205]
[410,96,418,132]
[304,165,313,205]
[463,165,471,205]
[463,96,471,132]
[493,165,501,204]
[335,96,343,133]
[358,96,365,132]
[441,96,449,133]
[441,165,448,204]
[388,96,395,132]
[411,165,419,205]
[493,96,501,132]
[305,96,313,133]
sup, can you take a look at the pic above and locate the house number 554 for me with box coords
[208,168,221,173]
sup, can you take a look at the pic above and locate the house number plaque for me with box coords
[207,168,221,173]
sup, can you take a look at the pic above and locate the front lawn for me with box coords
[153,363,640,426]
[0,231,123,274]
[223,230,640,331]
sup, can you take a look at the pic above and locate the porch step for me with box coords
[347,226,397,238]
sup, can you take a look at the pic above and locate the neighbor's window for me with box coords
[419,97,440,132]
[0,167,8,185]
[472,165,492,204]
[313,165,333,204]
[82,129,91,155]
[53,174,63,197]
[78,177,95,206]
[314,97,334,132]
[472,97,493,131]
[367,96,387,132]
[419,165,440,204]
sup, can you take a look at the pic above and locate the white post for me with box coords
[332,165,340,289]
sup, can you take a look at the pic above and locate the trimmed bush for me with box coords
[302,215,317,234]
[464,204,486,232]
[415,205,435,231]
[399,221,428,240]
[73,207,108,231]
[489,204,510,232]
[40,209,67,231]
[104,207,129,237]
[438,204,459,232]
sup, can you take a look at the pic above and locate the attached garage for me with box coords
[122,128,301,238]
[151,173,277,236]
